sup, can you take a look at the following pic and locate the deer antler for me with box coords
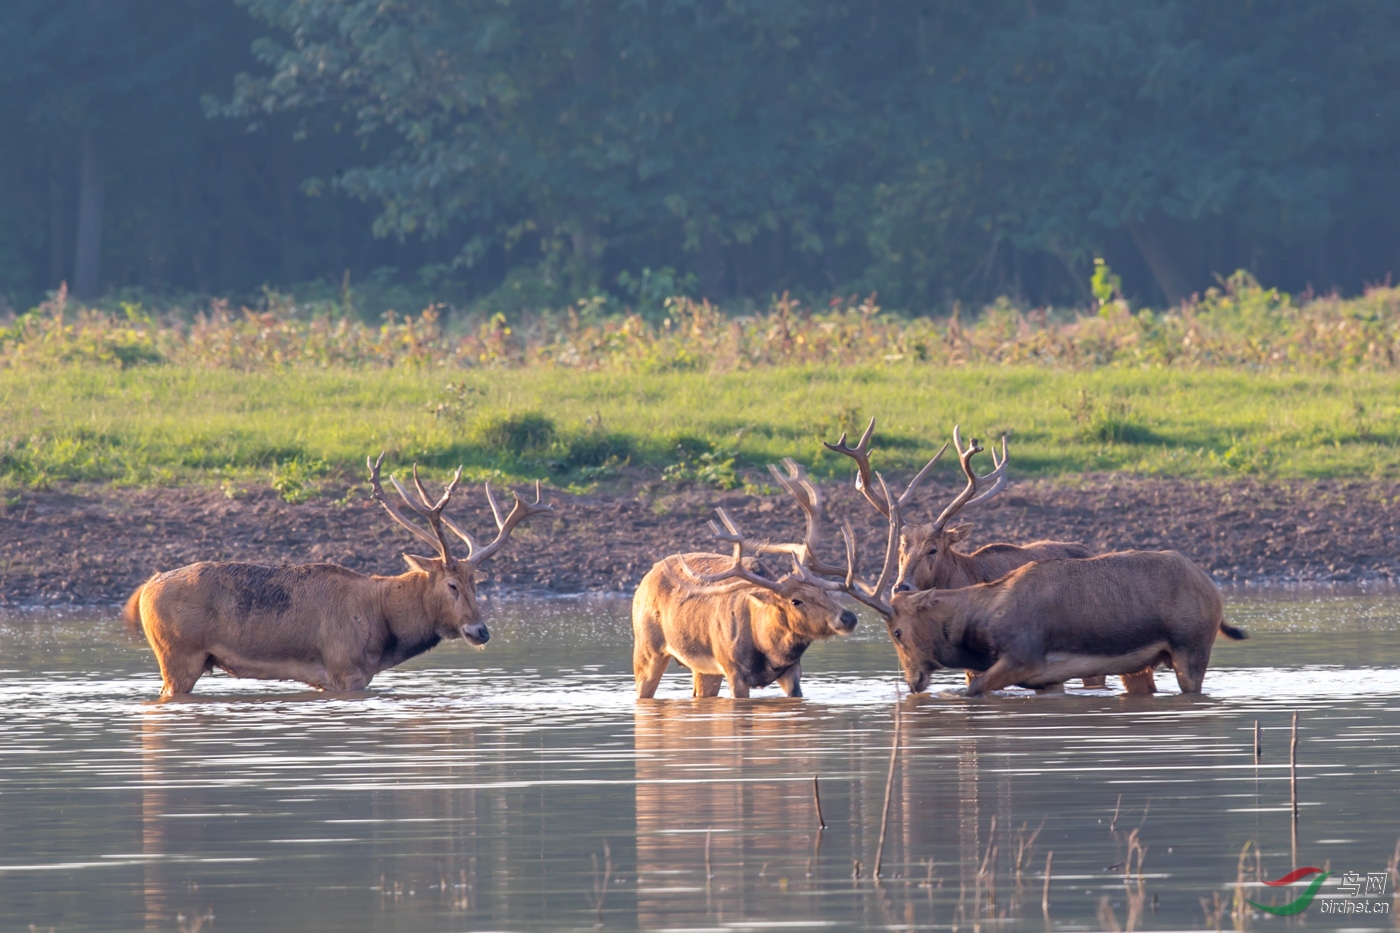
[931,426,1009,530]
[441,480,553,565]
[841,472,904,618]
[681,507,852,594]
[962,434,1009,510]
[822,417,887,515]
[367,453,462,564]
[824,417,949,518]
[765,458,854,577]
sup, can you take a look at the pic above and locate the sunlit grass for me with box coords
[2,364,1396,491]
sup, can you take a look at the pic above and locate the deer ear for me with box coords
[402,553,436,573]
[947,523,974,542]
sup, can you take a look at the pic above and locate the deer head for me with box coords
[367,453,552,644]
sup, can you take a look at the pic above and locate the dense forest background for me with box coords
[3,1,1398,316]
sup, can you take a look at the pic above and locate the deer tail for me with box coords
[121,578,153,635]
[1219,621,1249,641]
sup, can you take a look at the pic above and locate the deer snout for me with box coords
[831,609,858,635]
[907,669,931,694]
[461,622,490,646]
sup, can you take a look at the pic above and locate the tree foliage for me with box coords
[2,1,1399,311]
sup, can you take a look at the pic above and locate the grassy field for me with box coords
[2,363,1396,495]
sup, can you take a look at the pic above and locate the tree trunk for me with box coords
[1126,217,1189,307]
[73,128,104,300]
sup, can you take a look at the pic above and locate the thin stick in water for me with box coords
[1290,710,1299,819]
[1042,850,1054,914]
[873,704,902,879]
[812,775,828,830]
[1254,719,1261,762]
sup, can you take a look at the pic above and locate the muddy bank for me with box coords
[1,474,1397,608]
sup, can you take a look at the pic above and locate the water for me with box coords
[3,593,1400,932]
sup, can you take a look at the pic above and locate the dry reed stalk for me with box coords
[1098,895,1123,932]
[1014,818,1045,887]
[1200,891,1226,932]
[1232,840,1253,933]
[812,775,827,830]
[873,705,901,879]
[585,841,613,922]
[1042,850,1053,915]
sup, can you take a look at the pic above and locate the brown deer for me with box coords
[823,420,1142,690]
[838,474,1247,696]
[631,472,861,699]
[122,454,551,698]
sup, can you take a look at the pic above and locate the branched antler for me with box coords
[367,453,461,563]
[931,426,1009,530]
[824,417,948,518]
[368,452,552,566]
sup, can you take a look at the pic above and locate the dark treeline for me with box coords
[3,1,1399,314]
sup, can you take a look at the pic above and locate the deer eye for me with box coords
[791,598,804,607]
[446,581,459,596]
[893,629,903,640]
[927,547,938,555]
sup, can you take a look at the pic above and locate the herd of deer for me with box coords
[122,420,1246,701]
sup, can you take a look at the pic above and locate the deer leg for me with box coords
[966,656,1040,696]
[775,662,803,698]
[1080,675,1107,689]
[965,669,982,686]
[1120,668,1158,695]
[725,671,751,699]
[692,672,723,698]
[328,670,371,692]
[634,652,671,699]
[156,651,207,699]
[1169,649,1208,694]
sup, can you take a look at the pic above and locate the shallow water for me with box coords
[2,593,1399,932]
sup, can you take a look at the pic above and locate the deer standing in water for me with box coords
[833,473,1247,696]
[631,462,866,699]
[123,454,551,697]
[826,420,1164,691]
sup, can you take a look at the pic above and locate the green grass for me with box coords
[2,364,1397,493]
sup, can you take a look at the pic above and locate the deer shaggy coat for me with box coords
[886,550,1247,695]
[123,557,488,697]
[632,553,858,699]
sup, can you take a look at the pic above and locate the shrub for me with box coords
[473,411,557,456]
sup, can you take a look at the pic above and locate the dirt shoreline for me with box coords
[2,474,1398,609]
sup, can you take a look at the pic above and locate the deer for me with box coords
[836,471,1248,696]
[122,453,552,698]
[822,420,1147,690]
[631,465,864,699]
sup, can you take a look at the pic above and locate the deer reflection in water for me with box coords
[632,700,837,928]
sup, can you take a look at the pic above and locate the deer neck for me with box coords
[927,598,987,670]
[374,572,442,669]
[941,546,984,588]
